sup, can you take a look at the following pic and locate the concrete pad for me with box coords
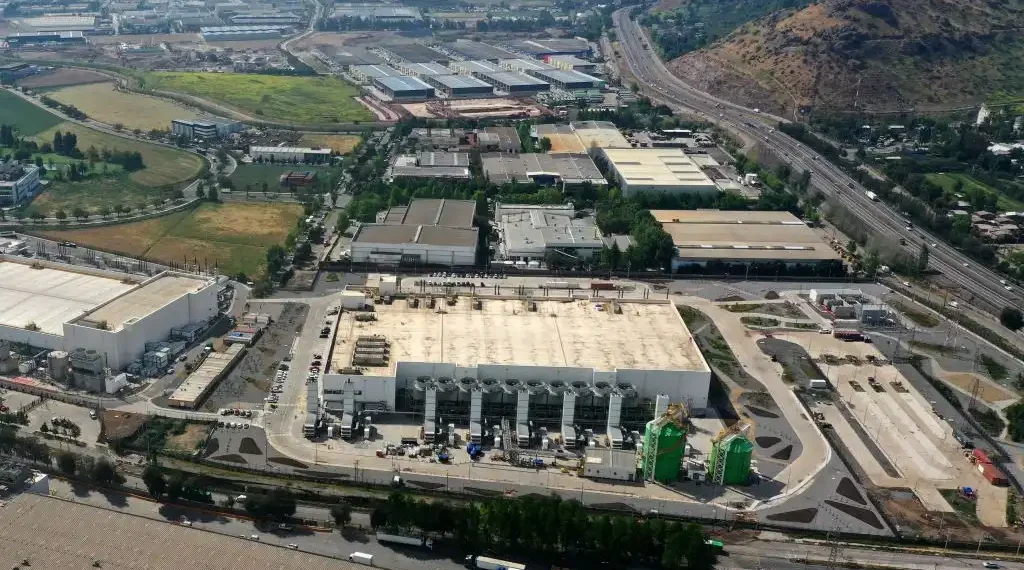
[914,484,955,513]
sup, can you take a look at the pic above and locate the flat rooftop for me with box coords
[482,152,606,185]
[535,124,587,153]
[352,225,478,247]
[167,344,244,407]
[452,59,503,74]
[602,148,715,188]
[382,43,448,63]
[332,298,706,374]
[651,209,844,261]
[447,40,517,61]
[482,71,550,89]
[379,198,475,227]
[530,69,603,88]
[0,493,364,570]
[350,64,402,78]
[376,75,433,93]
[403,61,451,76]
[571,121,631,149]
[431,74,493,90]
[0,261,134,335]
[77,274,209,332]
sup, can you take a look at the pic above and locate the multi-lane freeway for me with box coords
[611,8,1021,313]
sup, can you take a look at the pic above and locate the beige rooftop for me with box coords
[333,298,707,373]
[77,274,208,331]
[602,148,715,188]
[651,209,843,261]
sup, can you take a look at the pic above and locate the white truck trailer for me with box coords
[376,532,434,549]
[464,555,526,570]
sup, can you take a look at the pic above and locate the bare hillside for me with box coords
[664,0,1024,115]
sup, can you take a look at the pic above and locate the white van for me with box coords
[348,552,374,566]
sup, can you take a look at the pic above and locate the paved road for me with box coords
[610,10,1021,314]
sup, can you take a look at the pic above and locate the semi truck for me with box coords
[465,555,526,570]
[865,190,879,202]
[376,532,434,549]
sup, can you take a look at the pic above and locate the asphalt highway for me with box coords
[610,8,1022,313]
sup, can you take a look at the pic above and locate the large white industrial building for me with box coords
[318,296,711,448]
[0,258,220,378]
[600,148,717,197]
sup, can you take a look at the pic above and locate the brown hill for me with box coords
[664,0,1024,116]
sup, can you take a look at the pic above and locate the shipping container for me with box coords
[972,449,993,465]
[465,555,526,570]
[376,533,433,549]
[590,282,615,291]
[980,463,1009,486]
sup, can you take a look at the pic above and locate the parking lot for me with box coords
[202,302,308,412]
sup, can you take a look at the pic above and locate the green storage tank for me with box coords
[641,416,687,483]
[709,433,753,485]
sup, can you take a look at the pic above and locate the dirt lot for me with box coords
[299,133,361,153]
[201,302,308,412]
[937,370,1016,404]
[99,410,148,441]
[165,423,213,453]
[17,68,109,90]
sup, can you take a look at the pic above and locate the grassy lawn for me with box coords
[0,90,63,136]
[47,82,205,131]
[24,174,173,217]
[741,316,780,327]
[36,202,303,277]
[890,299,941,328]
[228,163,340,192]
[939,488,979,525]
[979,354,1008,380]
[142,72,374,125]
[925,173,1024,211]
[32,122,204,187]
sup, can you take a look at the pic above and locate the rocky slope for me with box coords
[664,0,1024,116]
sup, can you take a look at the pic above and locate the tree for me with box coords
[55,209,67,222]
[142,464,166,498]
[846,239,857,254]
[331,502,352,528]
[918,243,929,273]
[195,185,205,199]
[56,451,77,476]
[166,473,185,502]
[207,186,218,201]
[244,488,296,522]
[539,137,552,151]
[72,207,88,221]
[91,457,123,486]
[1000,307,1023,331]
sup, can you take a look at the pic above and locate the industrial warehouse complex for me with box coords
[0,259,219,386]
[319,295,711,447]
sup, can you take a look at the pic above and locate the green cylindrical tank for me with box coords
[642,417,687,483]
[709,433,753,485]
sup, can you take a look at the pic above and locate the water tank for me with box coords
[18,360,36,374]
[47,351,69,382]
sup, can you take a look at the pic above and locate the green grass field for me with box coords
[141,72,374,125]
[229,163,341,191]
[33,122,204,187]
[0,90,63,136]
[925,173,1024,211]
[37,202,303,277]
